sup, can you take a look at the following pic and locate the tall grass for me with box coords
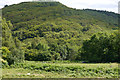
[3,61,119,78]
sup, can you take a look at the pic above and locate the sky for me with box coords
[0,0,119,13]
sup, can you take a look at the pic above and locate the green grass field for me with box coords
[2,61,119,78]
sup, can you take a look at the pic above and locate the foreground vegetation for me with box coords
[1,14,120,66]
[1,1,119,78]
[1,2,119,65]
[2,61,119,78]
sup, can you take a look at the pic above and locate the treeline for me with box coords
[79,32,120,63]
[2,18,24,66]
[1,2,119,66]
[1,18,119,67]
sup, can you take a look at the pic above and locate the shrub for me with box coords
[37,51,52,61]
[0,57,9,67]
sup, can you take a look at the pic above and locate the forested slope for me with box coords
[1,2,119,65]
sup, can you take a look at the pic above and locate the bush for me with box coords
[0,57,9,67]
[25,50,52,61]
[2,47,24,65]
[37,51,52,61]
[50,51,61,60]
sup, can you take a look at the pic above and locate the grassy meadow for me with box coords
[2,61,119,78]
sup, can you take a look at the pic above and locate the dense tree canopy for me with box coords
[78,32,120,63]
[1,2,119,65]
